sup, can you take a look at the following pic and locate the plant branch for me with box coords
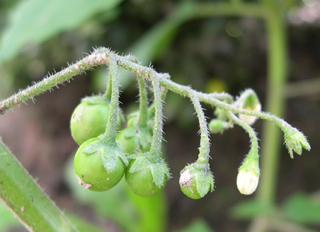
[0,48,309,156]
[102,54,120,141]
[137,75,148,127]
[149,71,163,157]
[189,89,211,164]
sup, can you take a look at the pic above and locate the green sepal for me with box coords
[127,153,170,188]
[284,128,311,158]
[127,153,152,173]
[82,137,128,172]
[214,98,233,121]
[116,125,152,155]
[195,169,214,197]
[180,163,214,198]
[238,150,260,176]
[121,127,137,139]
[150,159,171,188]
[127,110,154,134]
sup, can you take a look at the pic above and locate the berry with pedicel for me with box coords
[116,126,152,155]
[179,162,214,199]
[125,154,170,197]
[74,137,126,192]
[70,95,122,145]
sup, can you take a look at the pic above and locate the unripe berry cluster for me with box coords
[68,51,310,199]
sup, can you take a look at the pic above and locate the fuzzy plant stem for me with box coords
[189,89,211,165]
[148,85,168,117]
[104,70,113,100]
[101,54,120,141]
[0,48,309,154]
[228,112,259,158]
[137,75,148,127]
[149,71,164,158]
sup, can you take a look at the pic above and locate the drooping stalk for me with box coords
[228,112,259,160]
[104,70,112,100]
[189,89,211,165]
[136,75,148,127]
[149,72,164,158]
[101,54,121,141]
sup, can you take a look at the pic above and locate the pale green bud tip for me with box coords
[238,89,261,125]
[284,128,311,158]
[239,103,261,125]
[209,119,226,134]
[236,170,259,195]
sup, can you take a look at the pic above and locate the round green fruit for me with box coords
[179,169,202,199]
[125,161,164,197]
[70,96,111,145]
[74,138,125,191]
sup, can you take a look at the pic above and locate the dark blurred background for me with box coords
[0,0,319,232]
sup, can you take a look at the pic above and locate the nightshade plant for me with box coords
[0,47,311,230]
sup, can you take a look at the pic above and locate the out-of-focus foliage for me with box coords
[0,0,123,63]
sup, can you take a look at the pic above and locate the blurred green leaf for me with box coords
[176,218,214,232]
[231,199,273,219]
[0,0,122,63]
[92,2,194,92]
[283,192,320,225]
[126,188,167,232]
[66,214,106,232]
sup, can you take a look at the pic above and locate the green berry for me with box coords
[74,138,125,191]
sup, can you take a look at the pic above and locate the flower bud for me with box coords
[284,127,311,158]
[237,89,261,125]
[179,163,214,199]
[236,169,259,195]
[208,119,230,134]
[237,151,260,195]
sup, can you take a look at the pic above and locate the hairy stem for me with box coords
[149,71,163,157]
[189,89,211,164]
[102,54,120,141]
[0,48,305,150]
[137,75,148,127]
[104,70,112,100]
[228,112,259,158]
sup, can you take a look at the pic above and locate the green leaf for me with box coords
[66,214,106,232]
[176,218,214,232]
[0,139,77,231]
[0,0,122,63]
[92,2,194,91]
[230,199,273,219]
[283,192,320,225]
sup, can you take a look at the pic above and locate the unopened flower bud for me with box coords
[237,169,259,195]
[284,127,311,158]
[179,163,214,199]
[237,89,261,125]
[237,149,260,195]
[209,119,228,134]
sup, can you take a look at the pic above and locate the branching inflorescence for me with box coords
[0,47,311,198]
